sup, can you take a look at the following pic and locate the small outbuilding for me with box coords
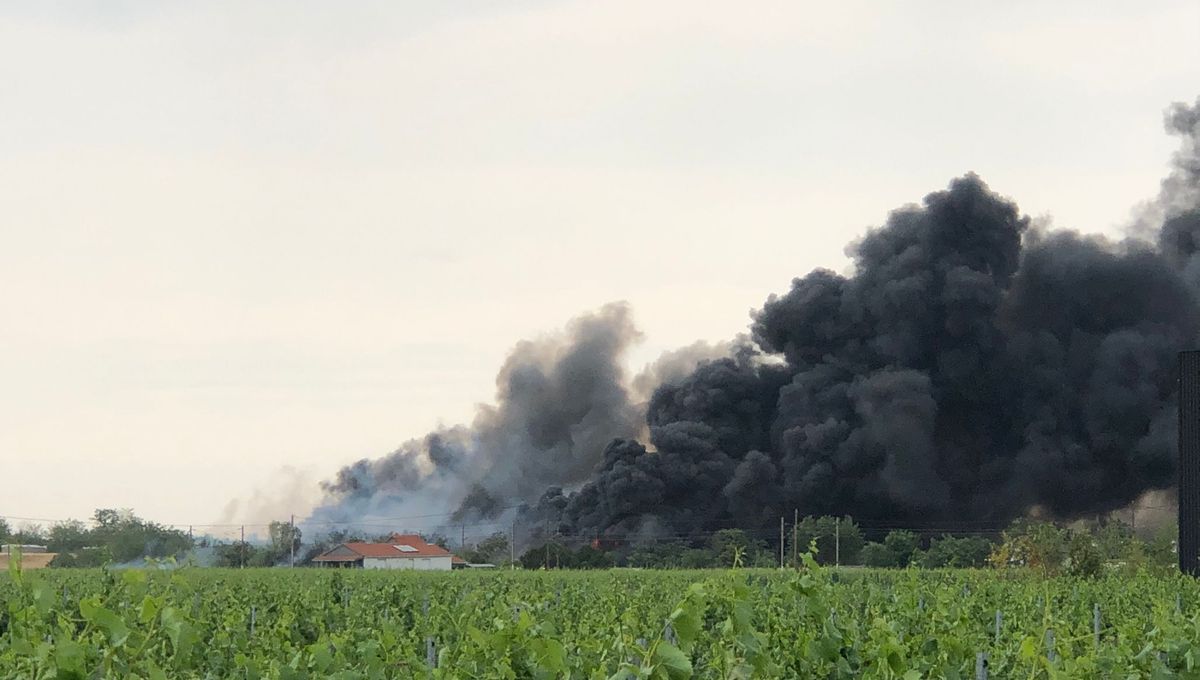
[312,533,456,570]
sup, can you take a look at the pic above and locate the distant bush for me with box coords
[861,542,897,568]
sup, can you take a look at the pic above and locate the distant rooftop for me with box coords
[312,533,455,562]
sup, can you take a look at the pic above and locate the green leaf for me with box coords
[139,595,161,624]
[652,642,693,680]
[887,650,905,674]
[80,599,130,647]
[32,581,54,617]
[529,638,568,673]
[54,639,86,680]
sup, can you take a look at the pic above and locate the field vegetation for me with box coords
[3,546,1199,678]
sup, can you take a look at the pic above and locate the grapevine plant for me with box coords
[2,547,1199,678]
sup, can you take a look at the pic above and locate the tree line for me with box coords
[521,516,1179,575]
[2,509,1179,574]
[0,509,191,566]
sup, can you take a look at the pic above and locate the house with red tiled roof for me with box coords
[312,533,457,570]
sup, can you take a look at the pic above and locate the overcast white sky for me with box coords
[2,1,1198,533]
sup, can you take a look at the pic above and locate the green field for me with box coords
[3,558,1199,679]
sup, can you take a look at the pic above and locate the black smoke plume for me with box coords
[314,97,1200,543]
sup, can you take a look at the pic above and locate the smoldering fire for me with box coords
[310,97,1200,543]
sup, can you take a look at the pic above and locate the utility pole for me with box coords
[289,514,295,568]
[792,509,798,568]
[461,523,466,551]
[779,516,785,568]
[510,519,516,569]
[240,525,245,569]
[834,518,840,568]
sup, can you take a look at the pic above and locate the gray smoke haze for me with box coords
[313,97,1200,544]
[309,302,722,527]
[1160,98,1200,217]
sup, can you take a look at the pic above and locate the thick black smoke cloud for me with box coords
[529,97,1200,540]
[315,97,1200,543]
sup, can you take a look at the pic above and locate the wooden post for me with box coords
[779,516,785,568]
[975,652,988,680]
[1177,350,1200,575]
[994,610,1002,646]
[1093,604,1101,647]
[834,518,840,567]
[792,509,798,568]
[510,519,516,569]
[1045,629,1056,662]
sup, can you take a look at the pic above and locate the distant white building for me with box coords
[312,533,458,570]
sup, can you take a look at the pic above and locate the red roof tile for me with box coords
[313,534,454,561]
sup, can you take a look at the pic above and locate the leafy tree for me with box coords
[861,542,897,568]
[464,532,509,564]
[625,543,689,568]
[921,535,992,568]
[883,530,920,566]
[519,541,573,569]
[749,550,779,568]
[92,508,131,528]
[1023,522,1068,572]
[794,516,863,565]
[0,518,9,542]
[517,541,622,570]
[984,520,1070,575]
[47,520,91,552]
[679,548,717,569]
[85,509,191,563]
[1094,521,1134,560]
[1066,532,1103,577]
[48,547,110,568]
[262,521,302,565]
[1146,522,1177,570]
[10,524,47,545]
[214,541,259,568]
[572,546,614,569]
[709,530,763,567]
[989,521,1069,573]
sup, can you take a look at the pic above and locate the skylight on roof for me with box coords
[395,544,418,552]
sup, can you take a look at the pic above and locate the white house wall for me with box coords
[362,556,452,571]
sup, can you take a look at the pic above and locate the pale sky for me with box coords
[2,1,1198,534]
